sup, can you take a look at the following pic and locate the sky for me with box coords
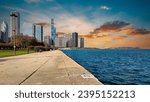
[0,0,150,48]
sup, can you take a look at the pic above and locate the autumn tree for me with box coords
[10,35,39,48]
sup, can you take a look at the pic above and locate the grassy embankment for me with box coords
[0,49,35,58]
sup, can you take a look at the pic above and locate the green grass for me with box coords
[0,49,35,58]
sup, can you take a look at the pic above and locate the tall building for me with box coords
[64,33,72,47]
[50,19,57,46]
[0,20,9,43]
[44,35,50,46]
[54,33,63,47]
[10,11,20,37]
[55,37,64,47]
[41,25,43,42]
[72,32,78,47]
[32,24,36,38]
[80,38,84,48]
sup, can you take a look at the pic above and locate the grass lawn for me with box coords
[0,49,35,58]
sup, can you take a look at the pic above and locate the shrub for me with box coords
[0,43,13,50]
[34,46,46,52]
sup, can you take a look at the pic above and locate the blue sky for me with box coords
[0,0,150,35]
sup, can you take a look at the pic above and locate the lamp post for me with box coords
[13,29,16,55]
[10,13,18,55]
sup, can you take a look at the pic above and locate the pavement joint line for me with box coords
[62,54,73,85]
[18,57,50,85]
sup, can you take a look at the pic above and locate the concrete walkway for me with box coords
[0,50,102,85]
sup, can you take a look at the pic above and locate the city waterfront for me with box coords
[63,49,150,85]
[0,0,150,85]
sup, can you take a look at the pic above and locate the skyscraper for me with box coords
[32,24,36,38]
[10,11,20,37]
[51,19,57,46]
[0,20,8,43]
[72,32,78,47]
[80,38,84,48]
[64,33,72,47]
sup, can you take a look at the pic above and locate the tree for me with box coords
[10,35,45,48]
[10,35,35,48]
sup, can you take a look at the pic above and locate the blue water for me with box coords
[63,49,150,85]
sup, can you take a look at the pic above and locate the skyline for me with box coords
[0,0,150,48]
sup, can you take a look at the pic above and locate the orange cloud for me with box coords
[113,36,128,40]
[119,28,135,34]
[144,37,150,41]
[82,28,150,49]
[84,34,150,49]
[117,28,150,36]
[57,32,65,35]
[129,28,150,35]
[91,21,131,34]
[90,21,150,36]
[81,34,111,39]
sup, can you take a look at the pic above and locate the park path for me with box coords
[0,50,102,85]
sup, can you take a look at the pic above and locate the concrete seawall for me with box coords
[0,50,102,85]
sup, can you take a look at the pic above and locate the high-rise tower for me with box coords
[10,11,20,37]
[0,19,8,43]
[72,32,78,47]
[80,38,84,48]
[51,19,57,46]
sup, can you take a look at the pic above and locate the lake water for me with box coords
[63,49,150,85]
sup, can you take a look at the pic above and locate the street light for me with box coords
[12,29,16,55]
[10,13,18,55]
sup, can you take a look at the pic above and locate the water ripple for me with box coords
[63,49,150,85]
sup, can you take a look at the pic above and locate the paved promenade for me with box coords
[0,50,102,85]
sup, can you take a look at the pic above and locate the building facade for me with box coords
[64,33,72,47]
[55,37,63,47]
[80,38,84,48]
[0,20,9,43]
[50,19,57,46]
[72,32,78,47]
[10,11,20,37]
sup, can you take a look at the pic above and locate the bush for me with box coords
[27,46,34,50]
[0,43,13,50]
[34,46,46,52]
[34,46,52,52]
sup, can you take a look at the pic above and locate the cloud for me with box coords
[84,33,150,49]
[83,20,150,48]
[81,33,128,42]
[100,6,111,10]
[3,5,49,23]
[81,34,111,39]
[24,0,41,4]
[119,28,150,36]
[130,28,150,35]
[100,21,130,31]
[50,6,62,11]
[56,14,96,34]
[113,36,128,40]
[91,21,131,34]
[46,0,54,2]
[144,37,150,41]
[90,20,150,37]
[2,6,31,14]
[24,0,54,4]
